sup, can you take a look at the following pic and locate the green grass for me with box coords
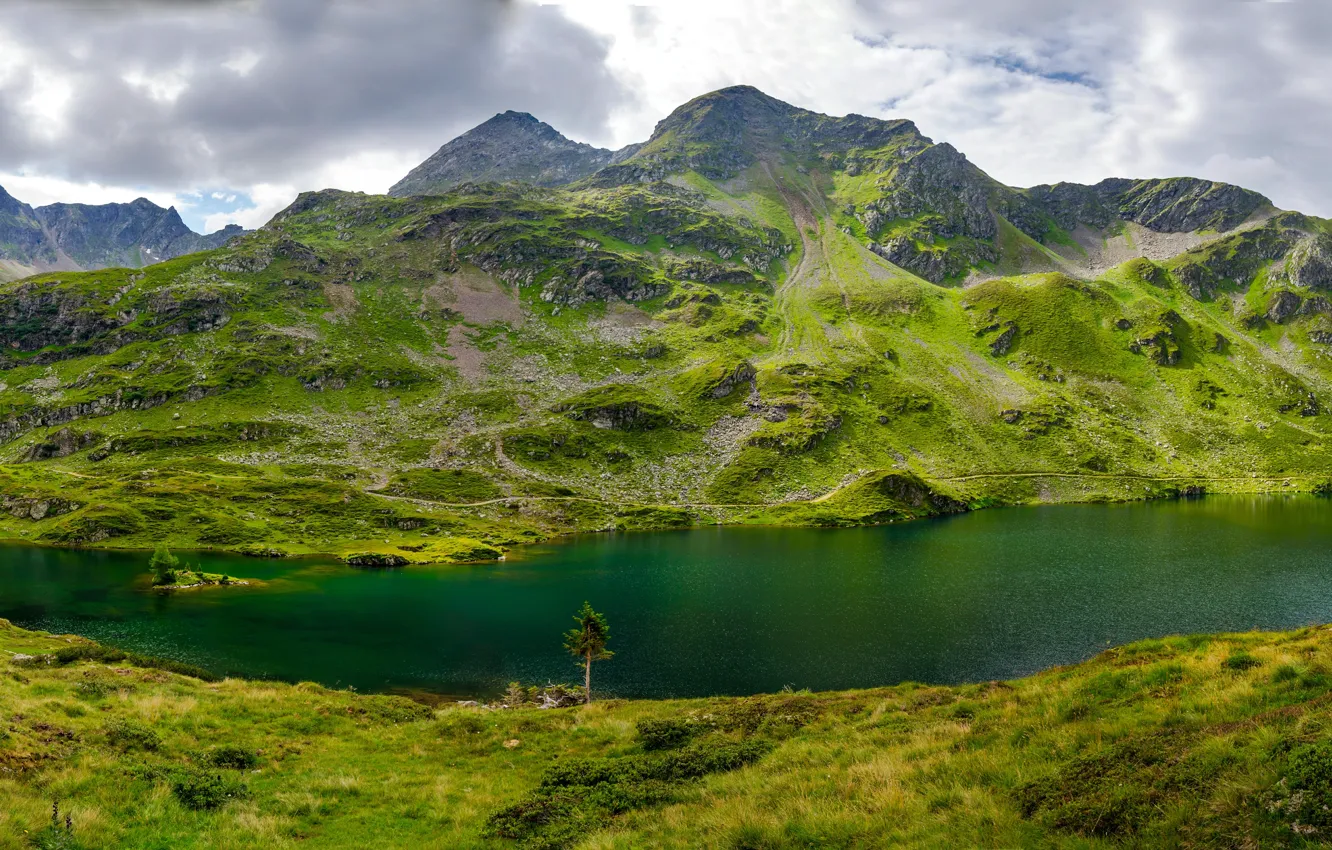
[7,618,1332,847]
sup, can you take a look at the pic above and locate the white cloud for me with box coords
[202,182,295,233]
[121,66,191,104]
[222,49,261,77]
[0,172,178,210]
[308,149,430,195]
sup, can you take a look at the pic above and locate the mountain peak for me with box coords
[606,84,925,181]
[491,110,540,124]
[0,183,32,217]
[389,111,624,197]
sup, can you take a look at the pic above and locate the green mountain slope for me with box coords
[4,617,1332,848]
[2,86,1332,561]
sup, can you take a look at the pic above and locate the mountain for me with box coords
[35,198,245,269]
[0,186,56,279]
[388,110,639,196]
[2,85,1332,562]
[0,189,247,282]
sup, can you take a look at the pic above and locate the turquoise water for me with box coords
[2,497,1331,699]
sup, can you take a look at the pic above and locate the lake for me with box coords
[2,496,1331,699]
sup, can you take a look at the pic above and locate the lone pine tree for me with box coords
[564,602,613,704]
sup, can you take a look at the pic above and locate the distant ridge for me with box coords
[0,189,248,281]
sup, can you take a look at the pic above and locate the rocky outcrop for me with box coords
[1267,290,1303,324]
[664,258,758,286]
[0,279,135,358]
[874,144,999,240]
[21,428,102,461]
[0,386,210,446]
[870,236,995,284]
[1022,183,1118,231]
[2,495,79,520]
[1169,221,1301,299]
[1102,178,1269,233]
[988,323,1018,356]
[1027,177,1270,235]
[707,362,756,399]
[1130,312,1185,365]
[344,552,409,567]
[874,473,966,513]
[559,399,670,430]
[1286,233,1332,290]
[0,273,244,366]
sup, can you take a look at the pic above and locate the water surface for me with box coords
[2,497,1330,699]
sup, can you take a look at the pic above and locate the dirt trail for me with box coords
[760,161,878,363]
[761,162,843,361]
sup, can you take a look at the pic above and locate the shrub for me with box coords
[73,679,115,700]
[30,825,84,850]
[505,681,527,707]
[1280,742,1332,828]
[349,695,434,725]
[103,718,160,752]
[49,643,220,682]
[635,718,698,751]
[1223,652,1261,671]
[487,739,773,847]
[207,745,259,770]
[171,770,248,810]
[54,645,125,665]
[1272,664,1302,683]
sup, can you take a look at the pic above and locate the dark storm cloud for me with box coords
[0,0,629,188]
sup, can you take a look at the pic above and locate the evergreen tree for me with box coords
[563,602,613,704]
[149,546,179,586]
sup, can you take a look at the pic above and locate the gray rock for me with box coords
[1267,290,1302,324]
[989,323,1018,356]
[1286,232,1332,289]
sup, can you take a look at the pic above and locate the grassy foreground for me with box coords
[4,620,1332,847]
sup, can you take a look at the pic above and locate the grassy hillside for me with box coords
[5,618,1332,847]
[3,90,1332,562]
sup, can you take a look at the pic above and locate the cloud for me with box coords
[0,0,629,227]
[0,172,179,211]
[564,0,1332,216]
[6,0,1332,232]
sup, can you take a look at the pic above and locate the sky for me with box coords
[1,0,1329,233]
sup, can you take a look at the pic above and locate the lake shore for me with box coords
[0,473,1323,565]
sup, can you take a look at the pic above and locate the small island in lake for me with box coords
[148,546,256,592]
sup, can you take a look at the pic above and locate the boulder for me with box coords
[1267,290,1302,324]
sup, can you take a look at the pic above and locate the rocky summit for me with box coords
[2,84,1332,564]
[388,110,640,197]
[0,190,246,282]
